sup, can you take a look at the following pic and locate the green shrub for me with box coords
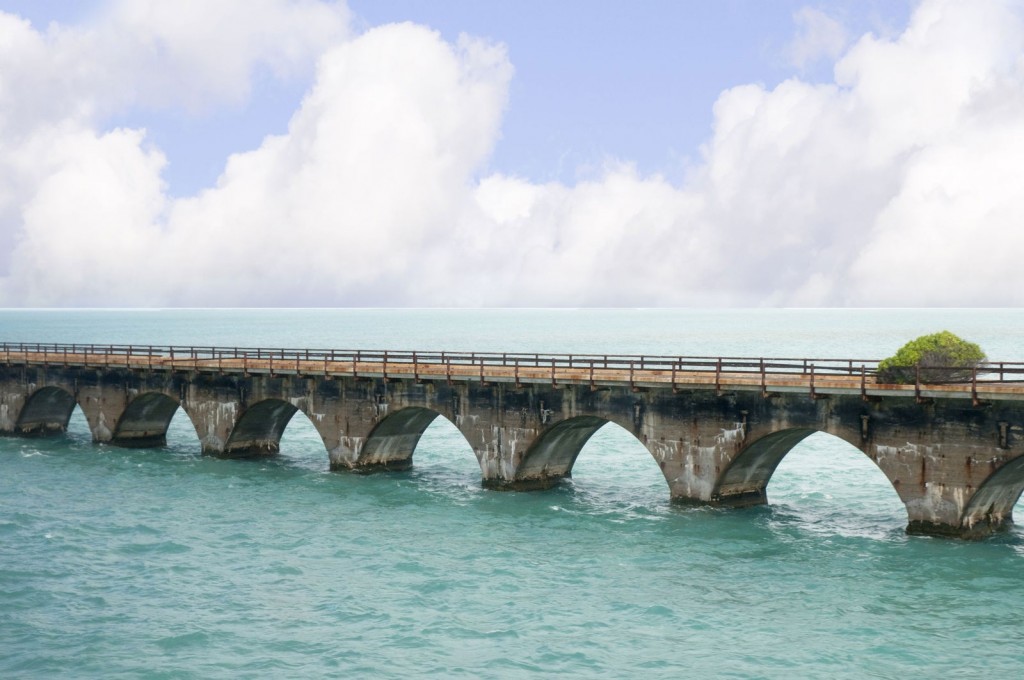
[876,331,986,384]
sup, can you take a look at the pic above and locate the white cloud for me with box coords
[0,0,348,136]
[159,25,513,306]
[99,0,350,112]
[6,125,168,305]
[1,0,1024,308]
[786,6,849,70]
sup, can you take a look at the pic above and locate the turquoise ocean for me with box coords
[3,308,1024,678]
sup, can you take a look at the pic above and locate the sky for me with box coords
[0,0,1021,307]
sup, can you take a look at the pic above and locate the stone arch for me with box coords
[508,415,663,490]
[712,427,900,509]
[958,459,1024,537]
[223,398,305,458]
[16,386,77,435]
[112,392,185,448]
[358,407,471,472]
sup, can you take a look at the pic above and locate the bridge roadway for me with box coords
[3,343,1024,538]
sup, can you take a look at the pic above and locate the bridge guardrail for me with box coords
[2,341,1023,386]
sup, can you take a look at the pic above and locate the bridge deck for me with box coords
[4,348,1024,402]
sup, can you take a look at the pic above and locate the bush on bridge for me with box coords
[876,331,986,384]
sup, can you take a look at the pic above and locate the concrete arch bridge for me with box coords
[2,342,1024,539]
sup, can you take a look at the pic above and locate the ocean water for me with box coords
[2,309,1024,678]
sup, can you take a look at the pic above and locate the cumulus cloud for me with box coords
[160,25,513,306]
[0,0,348,283]
[0,1,348,135]
[1,0,1024,307]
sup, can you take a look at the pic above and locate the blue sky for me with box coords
[1,0,1022,308]
[5,1,910,195]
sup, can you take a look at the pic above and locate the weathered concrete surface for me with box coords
[1,364,1022,539]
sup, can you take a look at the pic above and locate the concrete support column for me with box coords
[0,377,29,434]
[453,382,548,489]
[306,378,388,471]
[76,382,130,444]
[182,385,243,456]
[867,438,1015,538]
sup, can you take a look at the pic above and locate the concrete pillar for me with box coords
[0,375,27,434]
[76,382,129,444]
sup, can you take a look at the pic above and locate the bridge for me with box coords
[2,342,1024,539]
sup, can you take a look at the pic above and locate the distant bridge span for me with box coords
[3,342,1024,539]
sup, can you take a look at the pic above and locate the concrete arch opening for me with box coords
[511,416,665,492]
[569,420,672,501]
[218,398,332,468]
[360,407,476,474]
[65,403,93,444]
[164,408,203,453]
[275,405,333,469]
[15,386,77,435]
[713,429,818,507]
[715,428,905,533]
[112,393,182,448]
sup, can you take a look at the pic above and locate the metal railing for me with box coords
[1,341,1023,387]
